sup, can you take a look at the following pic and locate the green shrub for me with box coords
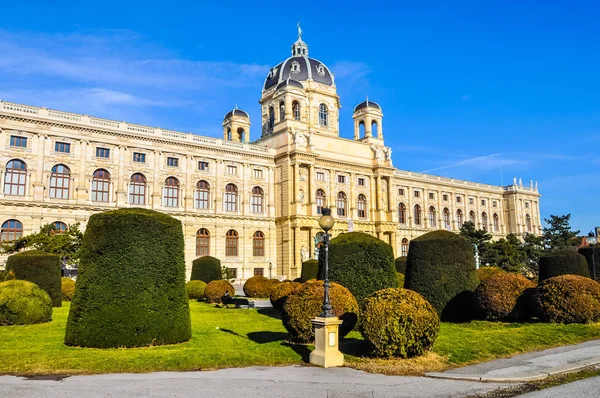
[204,280,235,303]
[61,278,76,301]
[301,260,318,281]
[186,280,207,300]
[539,250,590,283]
[0,270,15,282]
[243,276,272,297]
[536,275,600,324]
[191,256,222,284]
[578,247,600,279]
[360,288,440,358]
[404,230,479,321]
[64,208,191,348]
[282,280,359,343]
[0,280,52,325]
[477,266,505,282]
[395,257,407,274]
[396,273,405,288]
[322,232,397,305]
[475,273,535,321]
[6,250,62,307]
[270,281,301,309]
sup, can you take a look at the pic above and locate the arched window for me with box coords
[129,173,146,205]
[428,206,436,228]
[414,204,422,225]
[456,209,464,229]
[357,194,367,218]
[163,177,180,207]
[49,164,70,199]
[251,186,264,213]
[443,208,450,229]
[4,159,27,196]
[226,128,232,141]
[91,169,110,202]
[224,183,238,212]
[237,128,245,142]
[1,219,23,242]
[336,192,347,217]
[195,180,210,209]
[401,238,409,257]
[268,107,275,129]
[279,100,285,121]
[481,212,488,231]
[469,210,476,225]
[319,103,328,127]
[316,189,326,215]
[526,214,532,232]
[398,202,406,223]
[493,213,500,232]
[292,101,301,121]
[253,231,265,257]
[225,229,238,257]
[372,121,379,137]
[196,228,210,256]
[52,221,68,234]
[359,121,366,137]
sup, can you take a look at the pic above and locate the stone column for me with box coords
[115,145,127,206]
[75,140,88,203]
[184,156,194,212]
[151,151,162,207]
[32,134,46,201]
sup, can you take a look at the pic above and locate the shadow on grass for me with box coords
[282,342,311,363]
[340,337,368,357]
[246,331,288,344]
[257,307,282,320]
[219,328,245,338]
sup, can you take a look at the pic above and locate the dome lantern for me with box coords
[222,105,250,143]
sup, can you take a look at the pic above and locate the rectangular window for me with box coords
[227,165,237,175]
[525,202,529,209]
[398,188,405,196]
[10,136,27,148]
[198,161,209,171]
[133,152,146,163]
[443,194,448,201]
[254,268,264,277]
[469,197,474,205]
[316,172,325,181]
[493,201,498,208]
[429,192,435,200]
[414,190,420,198]
[228,268,238,279]
[167,157,179,167]
[337,175,346,184]
[481,199,486,206]
[456,196,462,203]
[358,178,365,186]
[96,147,110,158]
[55,142,70,153]
[253,169,263,179]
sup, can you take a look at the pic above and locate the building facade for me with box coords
[0,34,542,280]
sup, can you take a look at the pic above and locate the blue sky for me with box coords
[0,1,598,233]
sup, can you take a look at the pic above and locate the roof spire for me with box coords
[366,96,369,106]
[297,22,303,40]
[291,23,308,56]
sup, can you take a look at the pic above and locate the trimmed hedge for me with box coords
[396,273,405,288]
[191,256,222,284]
[301,260,318,281]
[65,208,191,348]
[539,250,590,283]
[0,280,52,325]
[578,247,600,279]
[395,257,407,274]
[404,231,479,321]
[282,280,359,343]
[243,276,272,298]
[61,278,76,301]
[475,273,535,321]
[270,281,301,309]
[186,280,207,300]
[360,288,440,358]
[6,250,62,307]
[204,280,235,303]
[536,275,600,324]
[322,232,397,305]
[477,266,505,282]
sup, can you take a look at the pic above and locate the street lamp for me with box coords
[588,236,597,280]
[318,207,335,317]
[269,262,273,279]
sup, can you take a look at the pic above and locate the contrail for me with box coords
[421,153,501,173]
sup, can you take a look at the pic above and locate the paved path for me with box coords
[518,375,600,397]
[427,339,600,382]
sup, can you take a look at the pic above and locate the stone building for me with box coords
[0,32,541,280]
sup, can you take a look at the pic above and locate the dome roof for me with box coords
[354,99,381,112]
[276,79,304,90]
[223,108,249,120]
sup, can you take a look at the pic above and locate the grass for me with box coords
[1,302,600,375]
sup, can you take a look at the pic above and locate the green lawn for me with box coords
[1,301,599,375]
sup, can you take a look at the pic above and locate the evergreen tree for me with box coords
[522,233,545,274]
[543,214,580,250]
[459,221,492,247]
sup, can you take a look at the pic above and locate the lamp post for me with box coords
[318,208,335,317]
[588,236,597,280]
[269,262,273,279]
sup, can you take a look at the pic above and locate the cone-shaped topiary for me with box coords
[475,273,535,321]
[243,275,273,297]
[64,208,191,348]
[190,256,222,284]
[477,266,505,282]
[6,250,62,307]
[0,280,52,325]
[301,260,318,281]
[186,280,207,300]
[404,230,479,321]
[578,247,600,279]
[395,257,407,274]
[539,250,590,283]
[204,280,235,303]
[282,280,359,343]
[360,288,440,358]
[61,278,76,301]
[536,275,600,324]
[270,281,301,309]
[320,232,397,305]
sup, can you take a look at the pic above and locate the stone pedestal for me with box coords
[309,316,344,368]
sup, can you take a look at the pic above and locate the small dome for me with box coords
[354,99,381,112]
[276,79,304,90]
[223,108,249,120]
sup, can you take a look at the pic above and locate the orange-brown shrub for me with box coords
[475,273,535,321]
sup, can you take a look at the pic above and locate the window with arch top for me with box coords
[336,192,347,217]
[1,219,23,242]
[292,101,301,121]
[316,189,326,215]
[52,221,68,234]
[129,173,146,205]
[225,229,238,257]
[456,209,464,229]
[493,213,500,232]
[195,180,210,209]
[319,103,328,127]
[398,202,406,223]
[469,210,476,225]
[525,214,532,232]
[357,194,367,218]
[162,177,180,208]
[49,164,71,199]
[253,231,265,257]
[251,186,264,213]
[279,101,285,122]
[481,212,488,231]
[414,204,422,225]
[4,159,27,196]
[372,120,379,137]
[401,238,409,257]
[224,183,238,212]
[91,169,110,203]
[196,228,210,256]
[443,208,450,229]
[428,206,436,228]
[268,107,275,129]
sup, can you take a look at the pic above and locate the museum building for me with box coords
[0,33,542,280]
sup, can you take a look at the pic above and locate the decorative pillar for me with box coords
[116,145,127,206]
[33,134,46,201]
[75,140,88,203]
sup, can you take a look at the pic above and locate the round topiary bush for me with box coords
[578,247,600,279]
[323,232,397,305]
[190,256,222,284]
[536,275,600,324]
[282,280,359,343]
[61,278,76,301]
[395,257,407,274]
[6,250,62,307]
[539,250,590,283]
[64,208,191,348]
[243,275,272,298]
[204,280,235,303]
[0,280,52,326]
[475,273,535,321]
[404,230,479,321]
[186,280,207,300]
[360,288,440,358]
[477,266,505,282]
[270,281,301,309]
[301,260,318,281]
